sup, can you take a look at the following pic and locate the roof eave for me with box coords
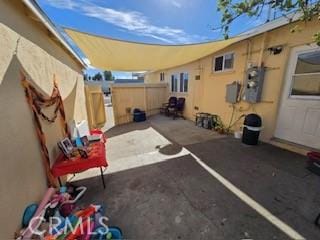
[22,0,86,68]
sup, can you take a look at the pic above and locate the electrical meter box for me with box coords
[243,67,265,103]
[226,81,241,104]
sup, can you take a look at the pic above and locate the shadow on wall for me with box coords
[46,79,77,162]
[0,52,48,239]
[0,1,81,73]
[0,56,79,238]
[0,21,80,98]
[9,55,78,164]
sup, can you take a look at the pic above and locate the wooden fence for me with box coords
[111,83,168,125]
[85,84,106,129]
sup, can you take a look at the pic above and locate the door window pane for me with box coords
[214,56,223,71]
[174,75,178,92]
[295,51,320,74]
[291,74,320,96]
[184,73,188,92]
[180,73,184,92]
[291,50,320,97]
[171,75,175,92]
[160,72,165,81]
[171,74,178,92]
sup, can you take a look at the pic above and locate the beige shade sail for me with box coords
[65,28,242,72]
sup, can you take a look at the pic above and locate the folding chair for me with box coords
[160,96,177,115]
[168,97,185,120]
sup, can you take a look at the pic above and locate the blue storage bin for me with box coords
[133,108,146,122]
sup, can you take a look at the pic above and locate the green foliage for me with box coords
[92,72,103,81]
[86,71,114,81]
[217,0,320,45]
[314,32,320,46]
[103,70,113,81]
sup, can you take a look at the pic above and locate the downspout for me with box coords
[243,39,252,84]
[238,39,252,104]
[258,32,268,67]
[193,59,203,114]
[143,85,147,115]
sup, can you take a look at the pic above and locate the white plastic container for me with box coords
[234,131,242,139]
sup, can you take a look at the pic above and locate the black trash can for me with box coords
[242,114,262,145]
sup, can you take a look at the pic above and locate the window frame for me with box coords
[289,49,320,100]
[289,73,320,100]
[181,72,188,93]
[179,73,184,92]
[171,72,188,93]
[171,74,178,93]
[213,52,235,73]
[160,72,165,81]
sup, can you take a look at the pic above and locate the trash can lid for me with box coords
[244,113,262,127]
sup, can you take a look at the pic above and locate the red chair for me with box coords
[51,130,108,188]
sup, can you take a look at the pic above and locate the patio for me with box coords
[74,115,320,239]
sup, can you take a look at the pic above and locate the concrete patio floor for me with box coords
[74,115,320,239]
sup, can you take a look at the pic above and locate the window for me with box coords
[290,50,320,97]
[180,73,184,92]
[213,53,234,72]
[171,73,188,93]
[214,56,223,71]
[179,72,188,92]
[160,72,165,81]
[224,53,234,69]
[171,74,178,92]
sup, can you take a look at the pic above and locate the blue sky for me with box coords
[37,0,272,78]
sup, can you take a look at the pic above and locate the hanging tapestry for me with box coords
[21,72,70,187]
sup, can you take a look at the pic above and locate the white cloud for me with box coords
[44,0,78,10]
[41,0,207,44]
[172,1,182,8]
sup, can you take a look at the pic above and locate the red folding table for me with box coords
[51,132,108,188]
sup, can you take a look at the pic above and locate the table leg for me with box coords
[315,213,320,226]
[100,167,106,189]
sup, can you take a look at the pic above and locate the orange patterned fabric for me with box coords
[21,72,70,187]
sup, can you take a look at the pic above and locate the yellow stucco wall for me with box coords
[0,1,87,238]
[145,18,319,143]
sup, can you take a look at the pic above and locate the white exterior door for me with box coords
[275,45,320,149]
